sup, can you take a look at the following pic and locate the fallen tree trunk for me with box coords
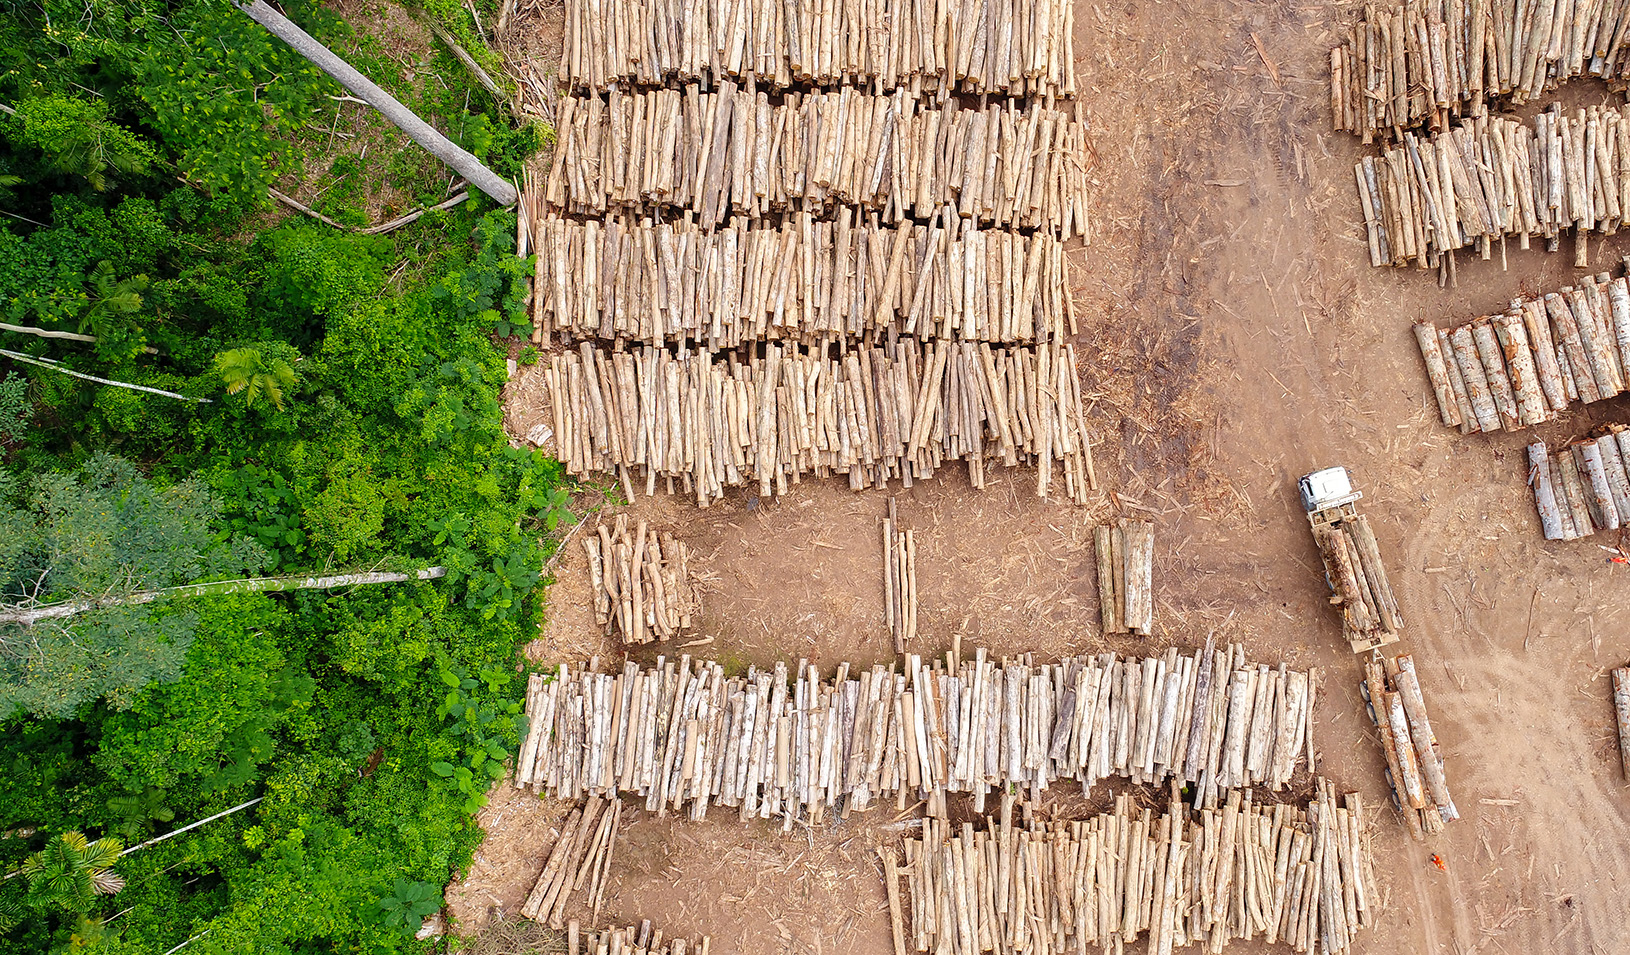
[0,567,447,626]
[236,0,518,205]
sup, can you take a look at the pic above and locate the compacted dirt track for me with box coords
[460,1,1630,952]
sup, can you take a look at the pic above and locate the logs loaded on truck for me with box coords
[1361,655,1458,839]
[1299,468,1402,653]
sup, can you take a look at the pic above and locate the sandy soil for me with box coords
[453,0,1630,952]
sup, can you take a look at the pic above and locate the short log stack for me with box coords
[559,0,1076,98]
[1352,104,1630,270]
[541,340,1096,506]
[1612,665,1630,779]
[892,781,1374,955]
[1331,0,1630,140]
[1309,509,1403,652]
[1094,520,1154,635]
[562,921,711,955]
[1362,656,1458,839]
[1525,425,1630,540]
[544,89,1091,239]
[883,497,917,653]
[530,214,1075,348]
[1415,275,1630,434]
[513,645,1315,823]
[521,794,626,927]
[583,516,702,643]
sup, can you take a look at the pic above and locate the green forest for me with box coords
[0,0,564,951]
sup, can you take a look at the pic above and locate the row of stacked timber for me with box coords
[1526,425,1630,539]
[883,497,918,653]
[513,645,1316,822]
[582,516,702,643]
[1331,0,1630,139]
[1613,666,1630,779]
[1308,510,1403,652]
[891,782,1373,955]
[543,86,1091,238]
[521,795,625,927]
[558,0,1076,97]
[563,921,711,955]
[1094,521,1154,635]
[541,340,1097,505]
[1414,274,1630,433]
[1362,656,1458,840]
[1352,104,1630,270]
[530,213,1075,348]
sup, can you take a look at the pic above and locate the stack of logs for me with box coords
[582,516,702,643]
[1094,520,1154,635]
[513,644,1315,823]
[1331,0,1630,139]
[1414,274,1630,434]
[1363,655,1458,840]
[541,340,1096,506]
[521,795,625,927]
[892,782,1373,955]
[1526,425,1630,540]
[559,0,1076,97]
[1352,104,1630,270]
[1310,511,1403,648]
[530,214,1075,347]
[1613,665,1630,779]
[561,921,711,955]
[883,497,917,653]
[544,87,1091,238]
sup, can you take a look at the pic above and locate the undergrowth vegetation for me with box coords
[0,0,560,951]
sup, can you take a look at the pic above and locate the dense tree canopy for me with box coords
[0,0,562,951]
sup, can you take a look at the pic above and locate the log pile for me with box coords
[512,645,1315,823]
[1094,520,1154,635]
[523,0,1097,505]
[1362,655,1458,839]
[582,516,702,643]
[521,794,625,927]
[530,214,1075,347]
[1308,509,1403,652]
[558,0,1076,98]
[1353,104,1630,270]
[892,781,1374,955]
[563,921,711,955]
[1613,666,1630,779]
[1331,0,1630,140]
[883,497,917,653]
[1415,276,1630,433]
[1525,425,1630,540]
[543,88,1091,239]
[541,340,1097,506]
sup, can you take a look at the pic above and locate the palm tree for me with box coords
[20,832,125,912]
[215,347,298,411]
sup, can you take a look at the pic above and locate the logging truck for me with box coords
[1299,467,1403,653]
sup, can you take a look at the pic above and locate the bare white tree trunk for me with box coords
[0,348,207,402]
[236,0,518,205]
[0,567,447,626]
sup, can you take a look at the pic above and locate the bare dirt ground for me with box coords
[451,1,1630,952]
